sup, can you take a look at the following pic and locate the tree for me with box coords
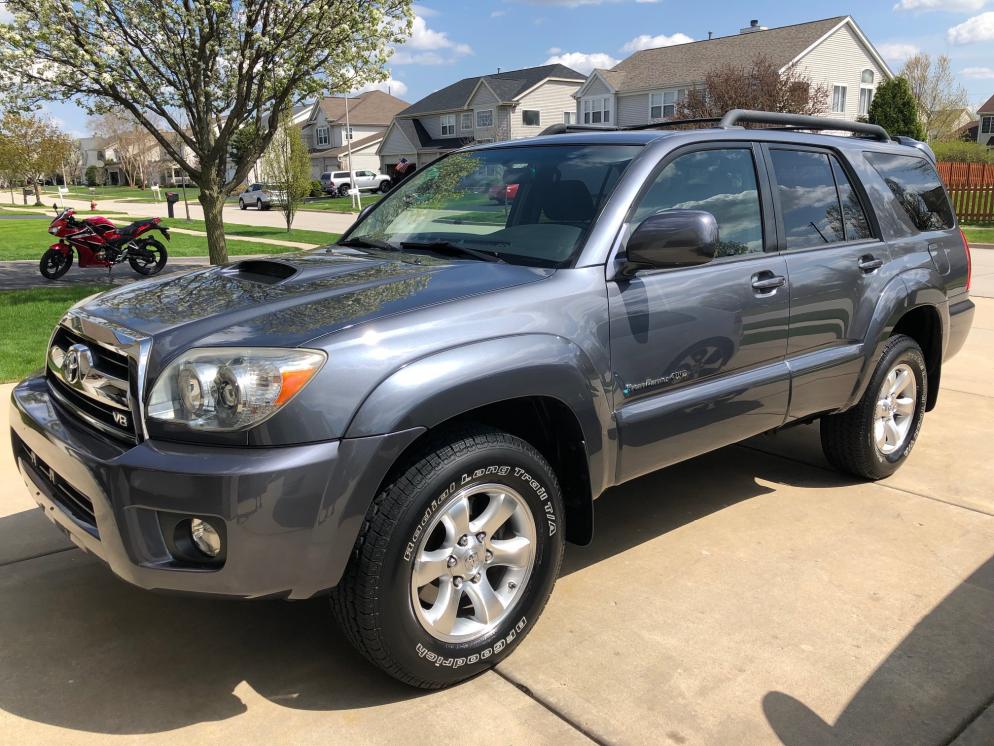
[0,112,73,204]
[0,1,412,264]
[90,110,163,188]
[678,56,829,120]
[260,114,312,230]
[867,77,925,140]
[900,53,969,141]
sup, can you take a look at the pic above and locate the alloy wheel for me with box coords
[874,362,917,455]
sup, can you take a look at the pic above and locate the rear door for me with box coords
[609,143,791,484]
[761,145,891,420]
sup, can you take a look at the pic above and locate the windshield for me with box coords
[345,144,641,267]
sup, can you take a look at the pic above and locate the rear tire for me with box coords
[337,184,350,197]
[331,426,565,688]
[39,249,73,280]
[256,198,263,210]
[128,238,168,276]
[820,334,927,480]
[379,180,391,194]
[239,200,246,210]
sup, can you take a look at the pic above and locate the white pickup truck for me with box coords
[320,169,392,197]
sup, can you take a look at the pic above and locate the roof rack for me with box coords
[718,109,891,142]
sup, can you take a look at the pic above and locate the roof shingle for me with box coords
[317,90,409,126]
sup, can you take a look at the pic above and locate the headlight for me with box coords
[147,348,326,431]
[49,226,59,235]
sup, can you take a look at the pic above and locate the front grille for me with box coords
[47,325,137,443]
[13,435,98,534]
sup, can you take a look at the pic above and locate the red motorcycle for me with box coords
[40,208,170,280]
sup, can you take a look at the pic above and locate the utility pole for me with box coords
[344,94,361,212]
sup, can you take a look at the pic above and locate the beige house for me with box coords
[977,94,994,147]
[377,64,586,177]
[573,16,893,128]
[300,90,409,177]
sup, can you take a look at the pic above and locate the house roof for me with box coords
[316,90,409,126]
[978,94,994,114]
[601,16,860,93]
[398,63,585,116]
[311,131,384,158]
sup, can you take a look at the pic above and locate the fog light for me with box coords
[190,518,222,557]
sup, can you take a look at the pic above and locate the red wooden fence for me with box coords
[937,162,994,223]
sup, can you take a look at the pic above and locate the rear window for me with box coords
[865,152,954,234]
[334,172,350,178]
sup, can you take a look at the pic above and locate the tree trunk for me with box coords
[199,188,229,265]
[33,180,43,206]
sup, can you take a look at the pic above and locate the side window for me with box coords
[769,149,846,248]
[632,148,764,257]
[830,158,872,241]
[864,152,955,233]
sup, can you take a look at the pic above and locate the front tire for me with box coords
[128,238,168,276]
[332,426,565,688]
[39,248,73,279]
[378,180,391,194]
[256,198,263,210]
[239,199,246,210]
[820,334,927,480]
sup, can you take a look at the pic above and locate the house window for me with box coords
[581,97,612,125]
[316,127,330,146]
[461,111,473,130]
[440,114,456,136]
[858,70,875,116]
[476,109,493,128]
[477,138,494,144]
[344,126,354,140]
[832,85,847,114]
[982,116,994,134]
[564,111,574,125]
[522,110,541,126]
[650,89,687,120]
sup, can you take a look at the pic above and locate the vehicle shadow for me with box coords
[0,440,861,735]
[762,553,994,744]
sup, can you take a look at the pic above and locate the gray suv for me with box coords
[10,110,974,688]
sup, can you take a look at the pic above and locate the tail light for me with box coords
[960,228,972,293]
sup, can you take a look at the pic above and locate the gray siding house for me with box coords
[377,64,585,176]
[977,94,994,147]
[574,16,893,128]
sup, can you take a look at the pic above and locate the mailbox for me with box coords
[165,191,180,217]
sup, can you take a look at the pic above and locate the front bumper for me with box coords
[10,376,423,599]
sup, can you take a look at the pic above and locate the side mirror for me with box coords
[624,209,719,273]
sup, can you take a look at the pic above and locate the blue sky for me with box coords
[40,0,994,136]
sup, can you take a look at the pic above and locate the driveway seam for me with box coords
[0,545,76,569]
[493,668,609,745]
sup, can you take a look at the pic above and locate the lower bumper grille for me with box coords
[13,434,98,535]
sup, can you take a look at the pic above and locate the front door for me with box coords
[609,144,790,483]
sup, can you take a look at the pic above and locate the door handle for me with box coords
[858,255,884,272]
[751,273,786,293]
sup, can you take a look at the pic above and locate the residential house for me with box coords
[300,90,409,177]
[929,107,975,141]
[573,16,892,128]
[377,64,586,176]
[977,94,994,147]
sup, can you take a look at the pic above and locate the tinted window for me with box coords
[831,158,872,241]
[334,172,349,178]
[632,148,763,256]
[770,150,845,248]
[865,152,954,233]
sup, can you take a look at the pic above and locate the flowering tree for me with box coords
[260,114,312,231]
[0,0,411,264]
[0,112,73,204]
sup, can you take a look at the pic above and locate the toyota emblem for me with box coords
[63,343,92,385]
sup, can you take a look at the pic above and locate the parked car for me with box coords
[488,182,519,203]
[320,169,391,197]
[237,183,286,210]
[11,110,974,690]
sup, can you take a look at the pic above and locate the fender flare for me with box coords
[844,270,948,410]
[345,334,615,536]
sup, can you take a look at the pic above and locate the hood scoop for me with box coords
[223,259,298,284]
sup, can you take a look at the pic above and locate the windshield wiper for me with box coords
[400,240,506,264]
[336,236,399,251]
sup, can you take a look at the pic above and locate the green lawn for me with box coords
[0,217,299,260]
[166,218,338,246]
[43,185,204,202]
[963,226,994,244]
[300,194,382,212]
[0,286,110,382]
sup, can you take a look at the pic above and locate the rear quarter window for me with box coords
[864,152,954,234]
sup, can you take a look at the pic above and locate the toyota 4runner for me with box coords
[10,110,974,688]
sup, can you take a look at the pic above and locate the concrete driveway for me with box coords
[2,257,993,744]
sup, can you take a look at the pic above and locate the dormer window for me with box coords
[316,126,330,146]
[581,97,612,125]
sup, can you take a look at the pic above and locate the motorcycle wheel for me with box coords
[39,249,73,280]
[128,238,168,276]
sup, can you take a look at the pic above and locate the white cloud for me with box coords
[877,41,920,62]
[490,9,506,16]
[412,4,439,16]
[620,32,694,53]
[894,0,989,10]
[0,7,12,23]
[544,51,620,74]
[962,65,994,78]
[547,46,562,55]
[392,14,472,65]
[355,77,409,96]
[948,11,994,42]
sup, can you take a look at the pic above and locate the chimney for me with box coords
[739,19,767,34]
[708,31,713,40]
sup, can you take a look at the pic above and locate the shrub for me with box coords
[932,140,994,164]
[309,179,324,198]
[84,165,98,186]
[868,77,926,140]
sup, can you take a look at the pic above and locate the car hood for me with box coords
[81,250,553,371]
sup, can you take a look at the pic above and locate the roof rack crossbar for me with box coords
[718,109,891,142]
